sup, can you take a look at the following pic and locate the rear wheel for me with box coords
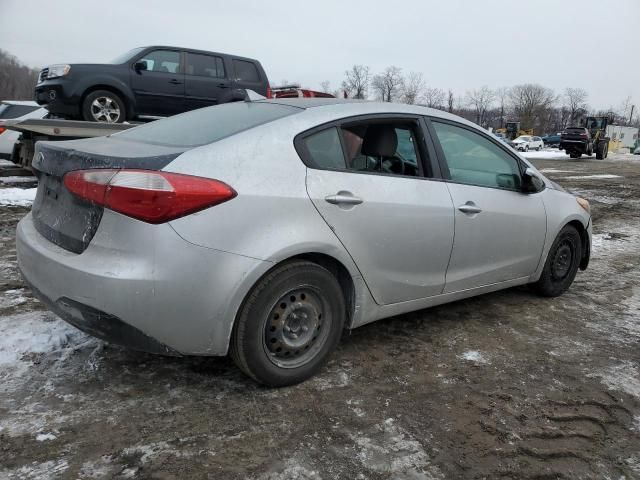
[569,152,580,158]
[230,260,345,386]
[82,90,126,123]
[533,225,582,297]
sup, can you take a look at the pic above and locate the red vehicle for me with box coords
[270,84,335,99]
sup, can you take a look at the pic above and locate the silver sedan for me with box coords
[17,99,592,386]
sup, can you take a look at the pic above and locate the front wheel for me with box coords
[82,90,126,123]
[230,260,346,386]
[533,225,582,297]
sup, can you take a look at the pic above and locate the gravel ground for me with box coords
[0,152,639,479]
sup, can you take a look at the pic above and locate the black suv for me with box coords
[35,46,271,122]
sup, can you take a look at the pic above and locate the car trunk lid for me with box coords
[31,136,185,253]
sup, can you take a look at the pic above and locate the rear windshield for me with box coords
[115,102,300,147]
[0,104,39,119]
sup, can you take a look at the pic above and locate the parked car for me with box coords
[272,85,335,99]
[512,135,544,151]
[35,46,270,123]
[17,99,592,386]
[542,134,561,147]
[0,100,48,159]
[560,127,593,158]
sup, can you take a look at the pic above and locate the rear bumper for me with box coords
[17,211,271,355]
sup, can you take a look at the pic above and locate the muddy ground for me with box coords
[0,153,639,480]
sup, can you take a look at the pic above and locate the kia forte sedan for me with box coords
[17,98,592,386]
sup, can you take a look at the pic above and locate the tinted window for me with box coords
[138,50,180,73]
[0,104,40,119]
[433,121,521,190]
[233,59,260,82]
[304,128,346,170]
[186,53,225,78]
[116,102,299,147]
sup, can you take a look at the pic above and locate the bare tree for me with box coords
[466,86,495,126]
[0,49,40,101]
[422,86,446,109]
[509,84,556,131]
[400,72,424,105]
[342,65,370,99]
[447,90,455,113]
[371,66,404,102]
[495,87,510,129]
[320,80,331,94]
[563,87,589,127]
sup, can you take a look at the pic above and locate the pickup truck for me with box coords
[35,46,270,123]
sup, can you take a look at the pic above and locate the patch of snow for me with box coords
[1,459,69,480]
[0,176,37,184]
[562,174,623,180]
[0,187,37,206]
[523,151,570,160]
[310,369,351,391]
[460,350,489,364]
[0,288,29,309]
[0,159,16,166]
[78,456,117,479]
[351,418,443,479]
[538,168,575,174]
[36,432,57,441]
[588,361,640,399]
[257,458,322,480]
[122,440,200,464]
[633,415,640,433]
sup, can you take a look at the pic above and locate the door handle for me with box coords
[168,79,182,85]
[457,202,482,214]
[325,193,363,206]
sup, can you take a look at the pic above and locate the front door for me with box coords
[301,118,455,305]
[428,120,547,293]
[130,49,185,116]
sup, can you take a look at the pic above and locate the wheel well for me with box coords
[81,85,130,118]
[285,253,356,326]
[567,220,590,270]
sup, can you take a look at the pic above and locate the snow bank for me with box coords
[0,187,37,206]
[563,174,622,180]
[0,176,37,184]
[523,150,570,160]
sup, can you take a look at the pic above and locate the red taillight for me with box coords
[0,123,6,135]
[266,86,273,99]
[63,169,236,224]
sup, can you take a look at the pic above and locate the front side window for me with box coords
[186,53,225,78]
[233,59,260,82]
[301,121,424,178]
[138,50,180,73]
[432,121,522,190]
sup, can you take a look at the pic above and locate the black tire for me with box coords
[82,89,126,123]
[569,152,581,159]
[533,225,582,297]
[595,141,608,160]
[230,260,346,387]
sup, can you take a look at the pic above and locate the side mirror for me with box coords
[522,167,545,193]
[134,61,147,72]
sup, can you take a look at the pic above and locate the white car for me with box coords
[512,135,544,152]
[0,101,48,160]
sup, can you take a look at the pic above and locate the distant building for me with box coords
[606,125,639,149]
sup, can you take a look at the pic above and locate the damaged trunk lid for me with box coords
[31,136,185,253]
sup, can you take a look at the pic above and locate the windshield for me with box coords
[115,102,301,147]
[109,47,146,64]
[515,136,531,142]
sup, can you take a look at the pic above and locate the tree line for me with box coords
[0,49,40,102]
[320,65,638,135]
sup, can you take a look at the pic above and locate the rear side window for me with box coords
[186,53,225,78]
[0,104,39,119]
[304,128,346,170]
[433,121,521,190]
[115,102,299,147]
[233,59,260,82]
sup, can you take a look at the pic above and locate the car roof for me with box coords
[137,46,260,63]
[1,100,39,106]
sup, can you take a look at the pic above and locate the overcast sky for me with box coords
[1,0,638,111]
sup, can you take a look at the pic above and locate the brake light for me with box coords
[266,86,273,99]
[0,127,5,135]
[64,169,236,224]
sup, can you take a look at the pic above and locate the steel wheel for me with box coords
[551,241,573,280]
[263,287,331,369]
[90,96,121,123]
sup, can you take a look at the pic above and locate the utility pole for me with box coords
[630,105,635,125]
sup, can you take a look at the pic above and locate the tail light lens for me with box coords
[266,86,273,99]
[0,127,6,135]
[64,169,236,224]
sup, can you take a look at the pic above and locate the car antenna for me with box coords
[244,89,266,102]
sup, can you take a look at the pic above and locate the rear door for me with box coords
[130,48,185,116]
[427,119,547,293]
[301,116,455,305]
[184,52,230,110]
